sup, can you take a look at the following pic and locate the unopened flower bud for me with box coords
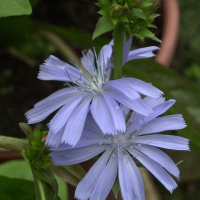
[109,3,124,18]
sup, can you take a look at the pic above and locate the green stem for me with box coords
[114,22,125,80]
[0,136,28,152]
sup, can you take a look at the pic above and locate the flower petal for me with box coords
[50,144,108,166]
[128,148,178,193]
[105,89,152,116]
[75,148,113,200]
[81,49,95,75]
[118,149,133,200]
[46,126,64,148]
[62,95,93,146]
[103,80,141,100]
[48,93,88,133]
[132,134,190,150]
[38,55,82,81]
[25,87,80,124]
[122,36,132,65]
[125,153,145,200]
[126,46,160,62]
[98,40,113,69]
[144,96,165,108]
[133,144,180,178]
[101,92,126,132]
[118,78,163,99]
[91,94,115,134]
[139,115,187,135]
[90,152,118,200]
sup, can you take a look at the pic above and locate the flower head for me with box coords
[50,97,189,200]
[25,37,162,147]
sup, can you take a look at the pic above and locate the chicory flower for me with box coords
[50,97,189,200]
[26,37,162,146]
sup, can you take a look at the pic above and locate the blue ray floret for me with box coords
[25,37,162,147]
[50,97,189,200]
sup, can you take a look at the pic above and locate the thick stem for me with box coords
[0,136,28,152]
[113,22,125,80]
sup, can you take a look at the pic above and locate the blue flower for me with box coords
[50,97,189,200]
[25,37,162,147]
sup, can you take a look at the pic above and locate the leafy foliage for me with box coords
[94,0,161,41]
[0,0,32,17]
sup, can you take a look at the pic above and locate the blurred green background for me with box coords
[0,0,200,199]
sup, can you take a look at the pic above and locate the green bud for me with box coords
[109,3,124,18]
[19,122,33,137]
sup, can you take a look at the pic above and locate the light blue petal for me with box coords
[143,96,165,108]
[101,92,126,133]
[50,144,108,166]
[125,153,145,200]
[81,49,95,75]
[90,152,118,200]
[91,95,115,134]
[132,145,180,178]
[126,99,176,135]
[118,78,163,99]
[128,148,178,193]
[61,95,92,146]
[98,40,113,69]
[75,148,113,200]
[105,89,152,116]
[103,80,141,100]
[25,87,80,124]
[118,149,133,200]
[49,93,88,133]
[38,55,82,81]
[122,36,132,65]
[138,115,187,135]
[131,134,190,150]
[46,126,64,147]
[126,46,160,62]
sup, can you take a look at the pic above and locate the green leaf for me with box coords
[112,176,120,198]
[0,175,35,200]
[0,160,68,200]
[140,27,161,42]
[93,16,114,39]
[0,0,32,17]
[32,167,58,200]
[123,59,200,156]
[120,15,129,23]
[98,9,109,17]
[131,8,146,20]
[111,17,118,25]
[101,0,112,7]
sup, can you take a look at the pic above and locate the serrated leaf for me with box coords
[149,13,160,19]
[131,8,146,20]
[93,16,114,39]
[139,28,161,42]
[112,176,120,198]
[123,59,200,156]
[138,2,153,8]
[120,15,129,22]
[133,33,144,40]
[0,0,32,17]
[111,17,118,25]
[147,24,157,28]
[101,0,112,7]
[98,9,109,17]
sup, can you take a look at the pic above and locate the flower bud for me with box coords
[109,3,124,18]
